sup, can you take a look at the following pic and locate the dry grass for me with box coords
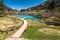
[38,28,60,35]
[0,16,22,31]
[0,16,23,40]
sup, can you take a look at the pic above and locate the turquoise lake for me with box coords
[17,14,42,20]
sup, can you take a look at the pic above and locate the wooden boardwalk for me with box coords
[6,18,27,40]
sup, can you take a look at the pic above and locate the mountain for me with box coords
[0,2,18,11]
[4,5,18,12]
[23,0,60,11]
[0,1,19,15]
[4,6,13,11]
[43,0,60,8]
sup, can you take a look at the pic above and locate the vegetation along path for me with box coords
[6,18,28,40]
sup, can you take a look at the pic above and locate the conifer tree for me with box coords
[0,0,4,15]
[48,0,56,12]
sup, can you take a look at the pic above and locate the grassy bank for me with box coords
[22,19,60,40]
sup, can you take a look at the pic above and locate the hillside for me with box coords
[22,0,60,11]
[0,2,18,15]
[4,5,18,12]
[4,6,14,11]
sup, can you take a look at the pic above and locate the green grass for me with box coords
[22,26,40,39]
[0,34,7,40]
[39,9,46,13]
[23,19,60,40]
[22,26,60,40]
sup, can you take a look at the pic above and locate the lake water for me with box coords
[17,14,42,20]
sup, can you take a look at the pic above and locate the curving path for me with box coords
[6,18,27,40]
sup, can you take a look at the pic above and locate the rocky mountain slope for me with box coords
[23,0,60,11]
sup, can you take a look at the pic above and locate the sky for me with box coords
[4,0,47,10]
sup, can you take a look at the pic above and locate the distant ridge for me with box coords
[4,5,18,12]
[23,0,60,11]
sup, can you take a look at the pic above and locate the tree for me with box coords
[0,0,4,15]
[47,0,56,17]
[48,0,56,12]
[20,9,26,12]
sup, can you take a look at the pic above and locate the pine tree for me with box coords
[48,0,56,12]
[0,0,4,15]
